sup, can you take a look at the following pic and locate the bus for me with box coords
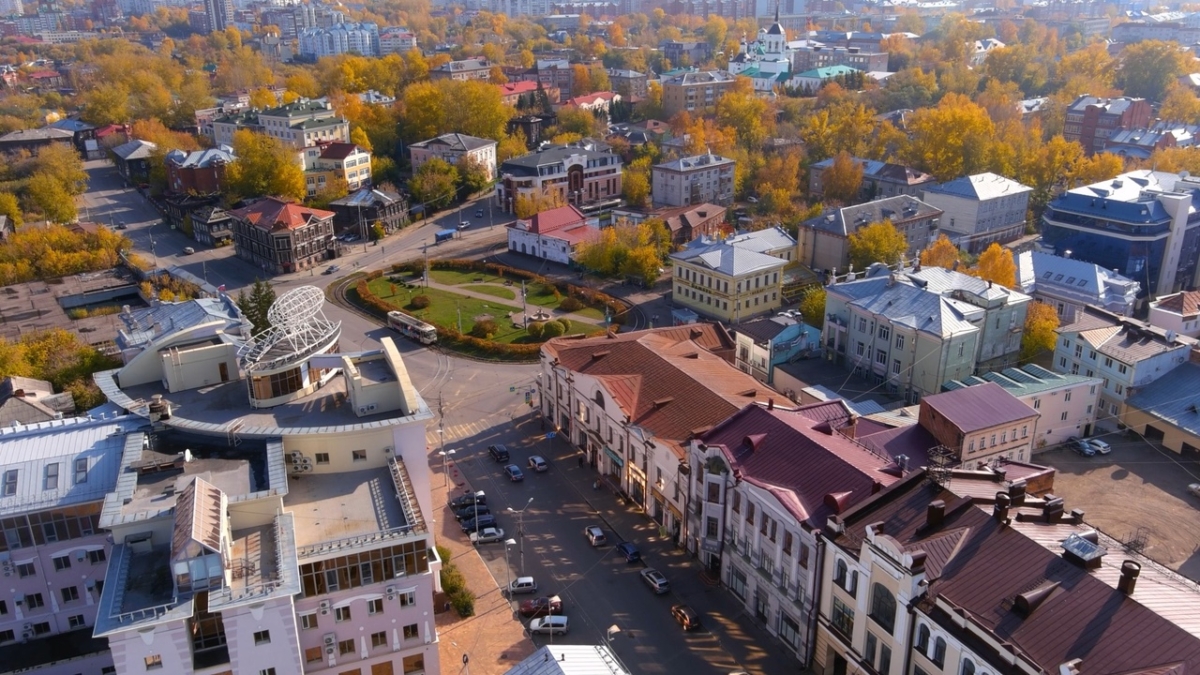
[387,311,437,345]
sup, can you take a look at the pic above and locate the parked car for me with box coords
[182,246,195,255]
[509,576,538,595]
[454,504,491,521]
[1085,437,1112,454]
[671,604,701,630]
[1188,483,1200,499]
[519,595,563,617]
[457,221,470,231]
[584,526,607,546]
[1068,437,1096,456]
[640,568,670,594]
[488,444,510,462]
[615,541,641,563]
[344,233,360,242]
[450,491,486,510]
[504,464,524,481]
[475,209,484,218]
[116,221,127,230]
[529,616,570,635]
[324,265,340,275]
[469,526,505,544]
[461,514,496,533]
[527,455,548,472]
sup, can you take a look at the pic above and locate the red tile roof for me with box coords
[921,381,1037,433]
[497,81,540,97]
[1155,290,1200,317]
[318,142,364,161]
[231,197,334,231]
[700,402,910,526]
[521,205,586,234]
[564,91,616,107]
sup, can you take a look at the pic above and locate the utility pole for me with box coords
[423,242,429,288]
[521,279,528,327]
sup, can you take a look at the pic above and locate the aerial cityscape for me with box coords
[3,0,1200,673]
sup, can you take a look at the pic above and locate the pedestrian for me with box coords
[577,455,584,468]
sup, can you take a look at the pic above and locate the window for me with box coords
[338,639,355,655]
[878,326,890,340]
[778,613,801,649]
[831,596,855,639]
[875,349,887,364]
[1022,425,1028,438]
[864,632,877,664]
[732,491,740,513]
[1089,350,1096,360]
[1060,357,1067,368]
[1075,345,1082,358]
[0,630,12,643]
[746,502,755,525]
[706,517,719,538]
[26,593,44,609]
[68,614,85,628]
[968,439,975,452]
[895,334,905,350]
[893,359,901,374]
[61,585,79,602]
[144,655,163,670]
[1104,357,1113,368]
[301,614,318,630]
[933,637,947,666]
[856,342,865,357]
[879,645,892,674]
[782,531,793,557]
[1064,391,1072,402]
[305,647,323,664]
[798,543,809,569]
[869,583,896,634]
[352,450,367,461]
[962,659,977,675]
[916,624,930,652]
[335,606,351,622]
[74,458,87,484]
[403,623,419,640]
[260,670,276,675]
[53,555,71,571]
[399,590,416,607]
[315,453,330,464]
[1118,363,1127,374]
[372,631,388,648]
[1060,411,1068,421]
[0,600,5,615]
[2,470,17,496]
[368,598,383,615]
[707,482,721,503]
[89,549,106,564]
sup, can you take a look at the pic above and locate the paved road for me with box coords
[441,413,801,675]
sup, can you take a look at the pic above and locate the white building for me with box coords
[378,26,417,55]
[1016,250,1141,320]
[651,152,735,207]
[921,172,1032,254]
[728,10,794,80]
[211,99,349,150]
[506,204,598,265]
[1053,305,1195,430]
[298,21,380,58]
[408,133,498,182]
[1149,290,1200,338]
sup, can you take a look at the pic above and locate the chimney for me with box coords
[1043,495,1064,523]
[12,389,24,398]
[926,500,946,530]
[1008,479,1027,506]
[896,454,909,472]
[993,492,1011,523]
[768,398,775,411]
[1118,560,1141,596]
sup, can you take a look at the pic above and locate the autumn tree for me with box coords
[514,185,566,218]
[798,286,826,329]
[401,79,510,143]
[497,130,530,163]
[1159,84,1200,125]
[847,220,907,271]
[456,156,492,195]
[1020,300,1059,362]
[0,193,22,228]
[972,242,1016,288]
[715,77,773,149]
[905,94,994,182]
[224,130,306,202]
[0,329,118,409]
[622,158,652,208]
[1119,40,1190,102]
[820,151,864,204]
[574,219,670,285]
[408,158,459,210]
[35,143,89,195]
[25,172,76,223]
[919,234,963,270]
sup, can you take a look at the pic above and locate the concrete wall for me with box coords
[1122,406,1200,454]
[507,228,572,265]
[160,342,239,393]
[1025,379,1101,451]
[118,320,230,387]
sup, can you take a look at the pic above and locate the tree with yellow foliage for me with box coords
[715,77,773,149]
[847,220,907,271]
[513,185,566,218]
[1020,301,1059,363]
[224,130,306,202]
[972,243,1016,289]
[905,93,994,181]
[820,151,863,204]
[919,234,962,270]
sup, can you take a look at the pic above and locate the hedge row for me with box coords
[436,545,475,618]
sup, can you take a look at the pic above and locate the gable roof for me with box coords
[1127,362,1200,439]
[925,172,1032,201]
[111,139,157,160]
[510,204,586,234]
[805,196,942,237]
[409,132,496,152]
[317,142,364,160]
[497,81,541,97]
[230,197,334,232]
[922,381,1037,432]
[171,477,226,561]
[1153,290,1200,318]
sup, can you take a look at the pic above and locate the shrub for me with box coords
[527,321,544,339]
[470,318,498,339]
[366,269,383,280]
[440,565,466,595]
[559,296,584,312]
[436,545,453,564]
[558,318,571,332]
[410,294,431,309]
[449,589,475,617]
[542,320,566,338]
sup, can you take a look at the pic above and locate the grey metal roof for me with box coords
[733,315,794,343]
[806,196,941,237]
[165,147,234,168]
[653,151,734,173]
[117,296,247,350]
[48,118,95,132]
[500,142,618,177]
[330,187,404,208]
[945,364,1099,397]
[0,127,74,142]
[409,132,496,152]
[830,276,981,337]
[671,240,786,276]
[1016,250,1140,304]
[721,226,795,253]
[111,139,157,160]
[1127,362,1200,441]
[924,172,1032,201]
[907,266,1030,304]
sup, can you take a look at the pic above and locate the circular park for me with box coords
[352,259,628,360]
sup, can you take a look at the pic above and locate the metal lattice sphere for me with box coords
[267,285,325,330]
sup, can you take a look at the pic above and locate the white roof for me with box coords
[0,414,140,514]
[723,226,796,253]
[925,172,1032,201]
[503,645,630,675]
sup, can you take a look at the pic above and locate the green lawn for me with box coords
[463,284,516,300]
[429,269,509,285]
[367,279,597,344]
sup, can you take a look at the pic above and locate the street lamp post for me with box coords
[503,538,517,608]
[438,449,456,493]
[506,497,534,574]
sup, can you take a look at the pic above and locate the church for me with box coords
[726,7,794,91]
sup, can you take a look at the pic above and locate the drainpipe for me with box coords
[900,587,924,675]
[802,530,826,669]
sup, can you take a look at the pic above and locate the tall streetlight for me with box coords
[438,449,456,493]
[507,497,534,574]
[503,538,517,608]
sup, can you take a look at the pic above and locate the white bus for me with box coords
[387,311,437,345]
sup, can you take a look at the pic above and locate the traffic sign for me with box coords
[546,432,556,439]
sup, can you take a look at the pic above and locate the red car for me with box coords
[519,595,563,618]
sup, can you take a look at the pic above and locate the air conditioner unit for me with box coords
[21,631,31,640]
[0,551,9,562]
[290,451,303,461]
[76,551,86,562]
[299,458,312,467]
[383,447,393,455]
[367,404,376,411]
[302,465,313,472]
[23,623,32,631]
[358,406,370,415]
[325,646,335,655]
[322,633,336,646]
[319,601,330,615]
[86,580,95,590]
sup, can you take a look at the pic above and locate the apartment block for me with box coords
[660,70,736,118]
[299,142,373,196]
[409,133,497,182]
[651,152,735,207]
[212,100,349,150]
[797,196,941,274]
[921,173,1031,254]
[231,197,335,275]
[1063,95,1153,155]
[1015,250,1140,320]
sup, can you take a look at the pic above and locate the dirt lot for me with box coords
[1039,434,1200,580]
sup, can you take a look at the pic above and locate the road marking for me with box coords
[427,420,491,446]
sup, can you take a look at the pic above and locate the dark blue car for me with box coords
[615,542,641,563]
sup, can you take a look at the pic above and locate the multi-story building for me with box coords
[921,172,1032,254]
[534,59,572,103]
[483,0,553,18]
[1042,170,1200,297]
[791,45,888,74]
[1063,95,1153,155]
[378,26,416,55]
[651,152,735,207]
[797,196,941,274]
[298,21,380,59]
[670,228,794,322]
[731,314,820,385]
[328,188,408,239]
[538,326,758,547]
[610,203,726,247]
[1149,290,1200,338]
[685,399,919,666]
[1015,250,1140,320]
[1124,359,1200,453]
[943,364,1102,450]
[497,140,622,214]
[496,80,558,108]
[230,197,335,275]
[814,464,1200,675]
[429,57,492,82]
[92,289,440,675]
[606,69,648,100]
[299,141,372,196]
[660,70,736,118]
[190,205,234,248]
[165,147,234,196]
[905,265,1030,369]
[408,133,498,182]
[0,414,138,675]
[110,140,156,186]
[211,100,349,150]
[0,376,74,426]
[1112,13,1200,43]
[203,0,232,32]
[661,41,712,66]
[918,380,1039,467]
[807,156,934,202]
[1053,305,1195,430]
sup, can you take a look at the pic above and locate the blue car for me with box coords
[615,542,641,563]
[504,464,524,482]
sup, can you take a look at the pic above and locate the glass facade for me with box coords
[1043,208,1169,295]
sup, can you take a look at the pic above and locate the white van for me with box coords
[529,615,570,635]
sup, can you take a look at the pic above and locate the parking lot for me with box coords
[1038,433,1200,579]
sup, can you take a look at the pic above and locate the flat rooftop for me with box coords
[97,370,432,439]
[283,467,414,557]
[0,268,142,348]
[356,357,394,386]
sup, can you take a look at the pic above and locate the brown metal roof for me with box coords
[921,381,1038,433]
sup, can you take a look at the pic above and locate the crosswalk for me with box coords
[425,419,499,448]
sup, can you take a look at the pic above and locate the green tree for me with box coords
[0,193,22,228]
[456,156,492,195]
[236,279,276,336]
[847,220,907,271]
[224,130,306,202]
[1119,40,1190,102]
[1020,300,1059,362]
[798,286,826,328]
[408,158,459,210]
[25,172,76,223]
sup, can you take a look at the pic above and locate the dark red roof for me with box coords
[231,197,334,231]
[523,205,586,234]
[921,381,1037,433]
[318,142,363,161]
[1155,290,1200,317]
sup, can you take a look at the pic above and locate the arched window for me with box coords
[869,583,896,634]
[848,570,859,596]
[594,390,605,409]
[961,659,976,675]
[834,559,848,588]
[916,624,930,653]
[933,637,947,666]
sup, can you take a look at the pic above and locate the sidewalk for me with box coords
[431,451,534,675]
